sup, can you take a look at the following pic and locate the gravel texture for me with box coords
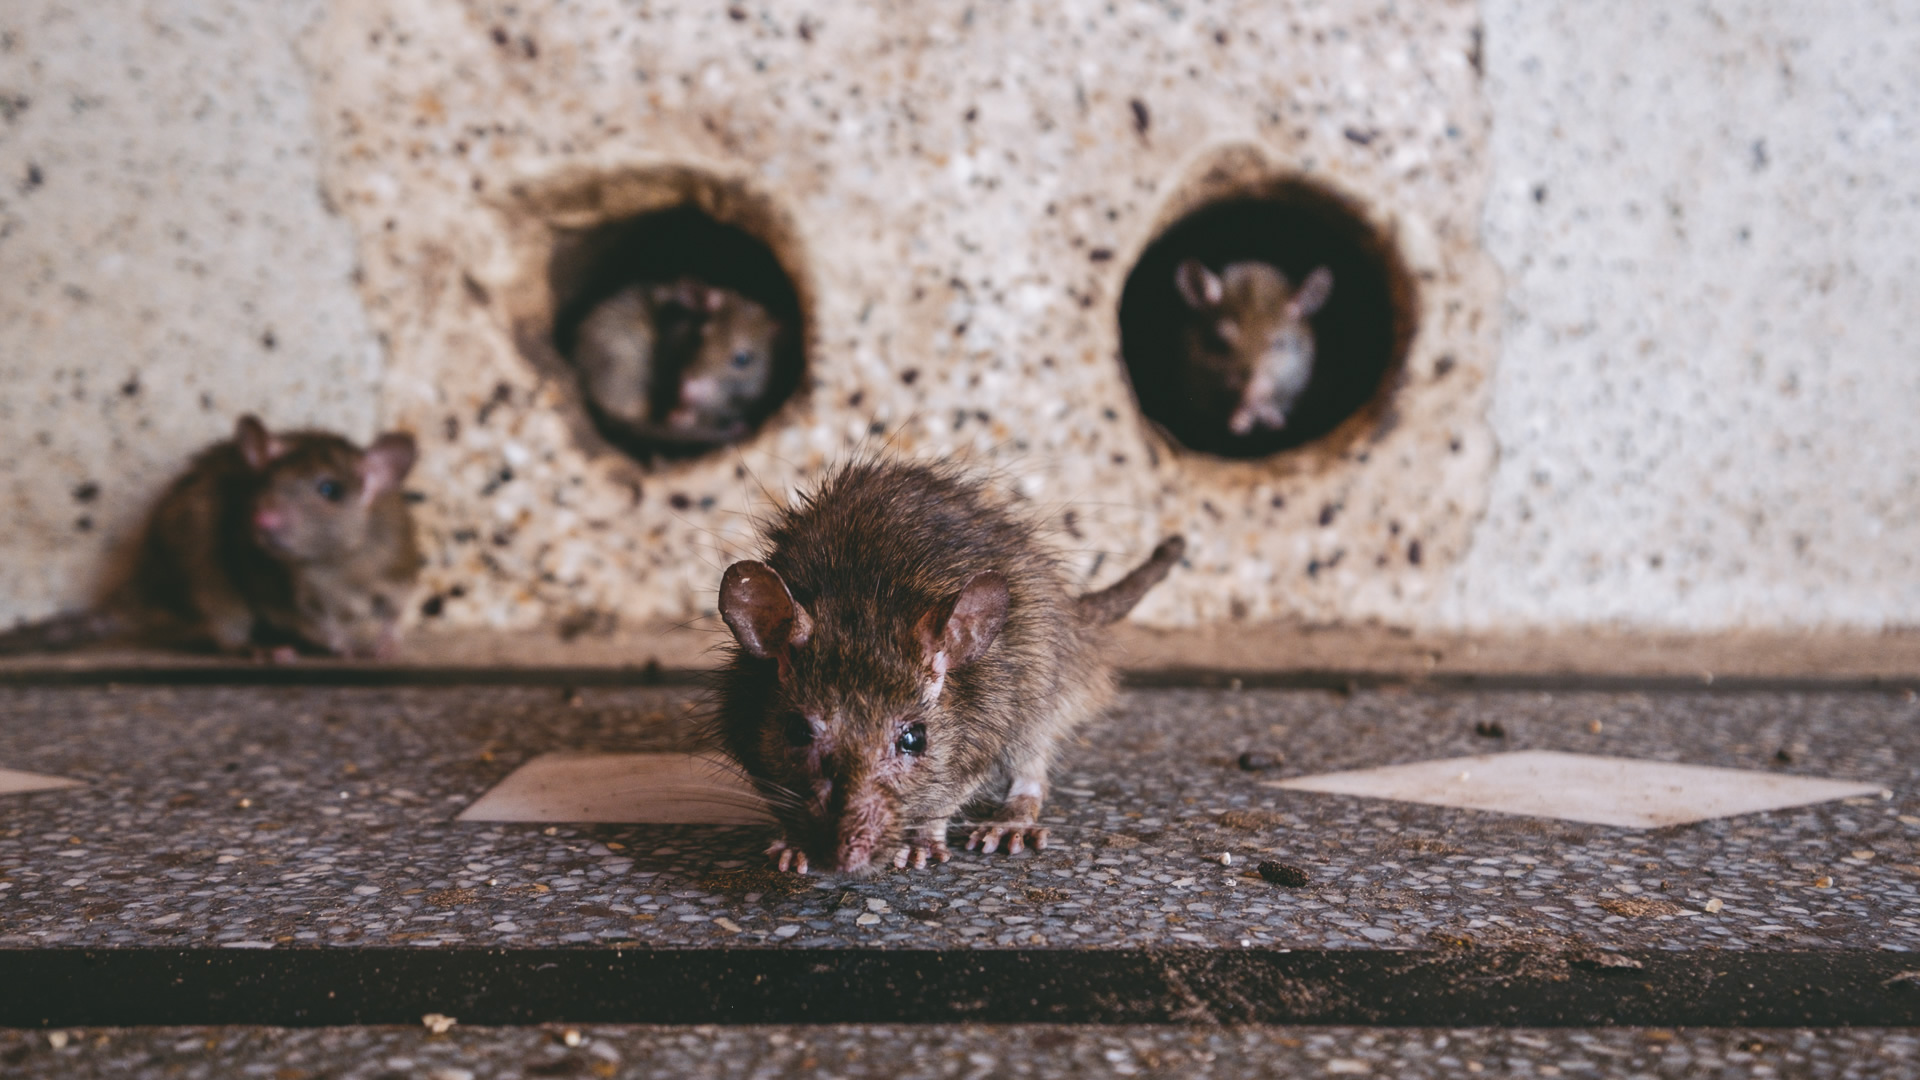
[3,1024,1919,1079]
[0,685,1915,951]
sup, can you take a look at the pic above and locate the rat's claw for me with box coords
[891,836,952,870]
[768,838,810,875]
[966,822,1048,856]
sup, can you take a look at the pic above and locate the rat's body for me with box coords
[713,460,1184,876]
[1174,259,1334,437]
[573,279,781,446]
[0,416,421,659]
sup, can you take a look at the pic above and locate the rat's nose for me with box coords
[679,376,719,406]
[253,507,286,534]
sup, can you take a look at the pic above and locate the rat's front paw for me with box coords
[965,821,1048,856]
[890,835,952,870]
[767,837,810,875]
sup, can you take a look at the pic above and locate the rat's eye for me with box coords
[782,712,813,747]
[315,478,344,502]
[731,349,754,369]
[895,722,927,757]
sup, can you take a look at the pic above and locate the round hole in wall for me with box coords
[1117,183,1414,459]
[547,204,805,460]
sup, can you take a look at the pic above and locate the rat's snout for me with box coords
[679,376,720,408]
[833,784,894,876]
[252,504,287,538]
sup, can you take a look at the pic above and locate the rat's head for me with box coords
[1175,259,1333,432]
[667,288,779,431]
[236,415,417,565]
[717,559,1008,876]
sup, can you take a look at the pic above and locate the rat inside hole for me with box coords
[549,205,806,460]
[1117,184,1413,459]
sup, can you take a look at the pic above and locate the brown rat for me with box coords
[572,278,781,446]
[711,459,1185,876]
[0,415,422,659]
[1174,258,1333,436]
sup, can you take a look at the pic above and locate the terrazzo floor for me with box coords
[4,1023,1919,1080]
[2,680,1917,1076]
[0,684,1915,952]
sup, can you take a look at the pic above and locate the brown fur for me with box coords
[0,415,421,659]
[712,459,1184,876]
[572,279,781,446]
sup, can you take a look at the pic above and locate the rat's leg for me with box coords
[766,835,810,874]
[891,817,953,870]
[966,762,1051,856]
[188,581,257,655]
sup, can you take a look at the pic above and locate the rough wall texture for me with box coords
[0,0,1914,641]
[0,1,383,613]
[1454,0,1920,630]
[304,0,1495,634]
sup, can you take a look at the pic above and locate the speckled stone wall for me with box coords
[305,0,1497,635]
[0,0,382,619]
[2,0,1917,643]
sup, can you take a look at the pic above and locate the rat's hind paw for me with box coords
[890,836,952,870]
[965,821,1048,856]
[767,838,810,875]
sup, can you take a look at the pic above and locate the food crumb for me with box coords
[1256,860,1310,887]
[421,1013,457,1034]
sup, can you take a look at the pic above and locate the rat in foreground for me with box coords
[1174,258,1334,436]
[0,415,421,660]
[712,460,1186,876]
[572,279,782,446]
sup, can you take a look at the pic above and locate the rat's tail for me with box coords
[1075,535,1186,626]
[0,609,132,656]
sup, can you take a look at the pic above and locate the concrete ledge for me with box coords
[2,624,1918,682]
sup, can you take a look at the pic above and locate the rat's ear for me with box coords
[234,415,287,472]
[720,561,814,661]
[1290,267,1334,319]
[1174,259,1223,311]
[915,570,1010,683]
[359,432,417,501]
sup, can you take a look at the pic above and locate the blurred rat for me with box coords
[0,415,422,660]
[572,278,782,445]
[1173,258,1334,436]
[711,459,1186,876]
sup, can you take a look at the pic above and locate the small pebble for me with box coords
[1237,751,1283,771]
[1703,898,1724,913]
[1217,852,1233,866]
[1814,875,1834,888]
[1256,860,1310,887]
[421,1013,457,1034]
[560,1028,583,1048]
[1587,720,1604,734]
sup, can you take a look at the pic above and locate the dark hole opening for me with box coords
[549,206,805,460]
[1117,186,1411,459]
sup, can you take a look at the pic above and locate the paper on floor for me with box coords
[0,767,84,796]
[457,752,772,825]
[1265,749,1883,828]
